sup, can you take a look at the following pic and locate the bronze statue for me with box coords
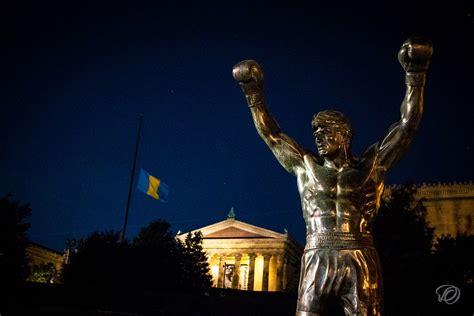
[233,38,432,316]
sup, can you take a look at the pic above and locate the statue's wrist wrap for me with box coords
[405,72,426,87]
[246,93,264,108]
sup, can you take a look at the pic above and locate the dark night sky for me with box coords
[3,2,473,251]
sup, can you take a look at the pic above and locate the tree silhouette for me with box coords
[0,194,31,285]
[432,233,474,286]
[133,219,177,255]
[62,219,212,292]
[431,233,474,315]
[372,184,435,315]
[132,219,181,291]
[177,231,212,291]
[61,230,131,286]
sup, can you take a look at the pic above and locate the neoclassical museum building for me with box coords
[176,211,303,292]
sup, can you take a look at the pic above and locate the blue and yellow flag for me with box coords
[137,168,169,202]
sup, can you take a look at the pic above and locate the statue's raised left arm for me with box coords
[233,60,307,175]
[372,38,433,171]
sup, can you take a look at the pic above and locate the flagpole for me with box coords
[119,115,143,243]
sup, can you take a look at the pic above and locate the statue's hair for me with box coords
[312,110,353,144]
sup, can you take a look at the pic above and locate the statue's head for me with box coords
[312,110,353,157]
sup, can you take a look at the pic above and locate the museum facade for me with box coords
[177,213,303,292]
[415,182,473,237]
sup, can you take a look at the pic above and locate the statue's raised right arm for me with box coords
[369,38,433,170]
[233,60,306,175]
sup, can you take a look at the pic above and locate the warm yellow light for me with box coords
[225,257,236,265]
[211,265,219,287]
[239,265,249,290]
[240,255,250,266]
[268,255,277,291]
[238,255,250,290]
[254,255,264,291]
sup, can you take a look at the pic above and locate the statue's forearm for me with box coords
[245,92,282,140]
[377,72,425,169]
[395,38,432,137]
[399,75,424,132]
[233,60,282,139]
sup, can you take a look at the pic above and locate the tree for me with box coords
[61,230,131,286]
[0,194,31,285]
[62,219,212,292]
[372,184,435,315]
[133,219,177,256]
[432,233,474,285]
[177,231,212,292]
[132,219,181,291]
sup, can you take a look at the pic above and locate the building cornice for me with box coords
[386,182,474,199]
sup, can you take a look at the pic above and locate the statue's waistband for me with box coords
[305,232,374,250]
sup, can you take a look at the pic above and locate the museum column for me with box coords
[282,256,288,291]
[217,254,226,288]
[247,254,256,291]
[276,254,284,291]
[232,254,242,289]
[262,254,271,291]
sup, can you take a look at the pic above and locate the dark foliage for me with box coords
[177,231,212,291]
[432,233,474,285]
[131,219,182,290]
[0,194,31,285]
[62,219,211,292]
[61,230,131,286]
[373,184,434,314]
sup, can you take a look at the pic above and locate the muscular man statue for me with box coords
[232,38,432,316]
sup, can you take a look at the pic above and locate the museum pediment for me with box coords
[193,219,288,240]
[205,226,269,238]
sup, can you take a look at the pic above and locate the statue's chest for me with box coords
[306,164,373,197]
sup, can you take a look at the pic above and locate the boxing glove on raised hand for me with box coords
[232,59,264,96]
[398,38,433,73]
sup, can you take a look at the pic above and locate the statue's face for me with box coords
[314,126,344,157]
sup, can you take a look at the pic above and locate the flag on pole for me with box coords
[137,168,169,202]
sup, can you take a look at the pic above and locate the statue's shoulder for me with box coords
[302,149,323,165]
[299,150,325,178]
[359,142,380,167]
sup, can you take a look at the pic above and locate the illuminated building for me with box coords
[385,182,473,237]
[27,242,64,272]
[413,182,473,237]
[177,211,303,292]
[26,242,65,283]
